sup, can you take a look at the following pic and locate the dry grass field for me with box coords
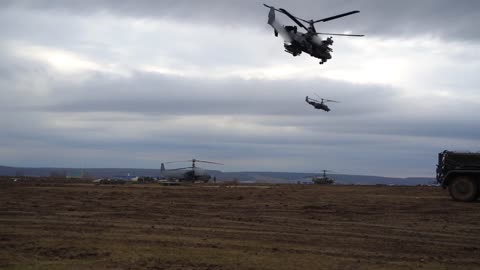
[1,180,479,270]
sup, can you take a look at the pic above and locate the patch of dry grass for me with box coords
[0,182,479,269]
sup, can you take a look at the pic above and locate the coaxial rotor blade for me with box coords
[168,167,193,171]
[196,160,224,165]
[314,11,360,23]
[164,160,192,164]
[263,3,282,12]
[278,8,309,31]
[314,93,339,103]
[308,97,322,103]
[325,99,340,103]
[264,4,309,25]
[315,32,364,37]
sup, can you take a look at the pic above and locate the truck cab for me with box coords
[437,150,480,202]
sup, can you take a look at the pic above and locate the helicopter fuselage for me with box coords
[305,96,333,112]
[307,101,330,111]
[160,164,211,182]
[283,30,332,63]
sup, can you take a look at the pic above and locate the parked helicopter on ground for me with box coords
[312,170,335,184]
[264,4,364,64]
[305,95,339,112]
[160,159,223,182]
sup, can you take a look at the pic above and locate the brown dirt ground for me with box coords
[0,180,479,270]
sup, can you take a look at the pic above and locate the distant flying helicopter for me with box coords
[160,159,223,182]
[264,3,364,64]
[305,95,339,112]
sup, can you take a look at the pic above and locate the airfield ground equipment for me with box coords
[263,3,364,64]
[437,150,480,202]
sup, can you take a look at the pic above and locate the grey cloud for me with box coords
[2,0,480,40]
[24,69,477,142]
[1,57,478,146]
[39,72,398,117]
[1,0,479,176]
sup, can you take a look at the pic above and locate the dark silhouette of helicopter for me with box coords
[305,95,339,112]
[263,4,364,64]
[311,170,335,184]
[161,159,223,182]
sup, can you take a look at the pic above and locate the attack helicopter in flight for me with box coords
[305,95,339,112]
[160,159,223,182]
[264,4,364,64]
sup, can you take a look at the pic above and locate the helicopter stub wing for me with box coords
[265,6,292,44]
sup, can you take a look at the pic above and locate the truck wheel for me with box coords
[448,176,478,202]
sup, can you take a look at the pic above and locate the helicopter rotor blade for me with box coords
[167,166,194,171]
[314,10,360,23]
[315,32,364,37]
[278,8,309,31]
[195,160,224,165]
[314,93,339,103]
[164,159,223,166]
[263,4,283,13]
[164,160,192,164]
[324,99,340,103]
[264,4,308,30]
[308,97,322,103]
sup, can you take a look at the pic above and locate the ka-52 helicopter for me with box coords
[311,170,335,185]
[263,4,364,64]
[305,94,339,112]
[160,159,223,183]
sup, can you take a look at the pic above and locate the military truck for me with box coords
[436,150,480,202]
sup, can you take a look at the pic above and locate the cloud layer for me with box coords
[0,1,479,177]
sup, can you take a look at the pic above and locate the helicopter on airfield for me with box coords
[305,95,339,112]
[263,4,364,64]
[160,159,223,182]
[311,170,335,185]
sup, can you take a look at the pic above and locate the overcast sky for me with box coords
[0,0,479,177]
